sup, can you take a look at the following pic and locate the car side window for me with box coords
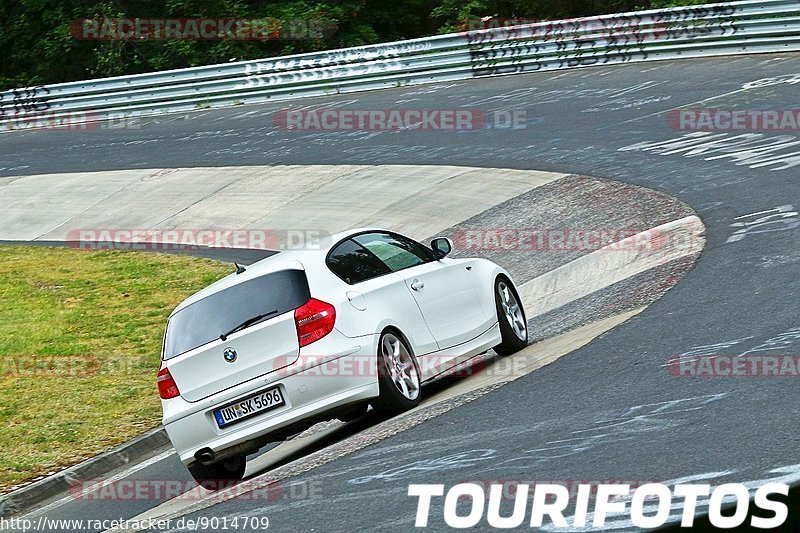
[327,239,391,284]
[353,232,435,273]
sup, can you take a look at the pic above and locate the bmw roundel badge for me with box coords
[223,348,237,363]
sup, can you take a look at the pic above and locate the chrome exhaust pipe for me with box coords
[195,448,215,465]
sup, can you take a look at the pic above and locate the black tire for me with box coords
[188,455,246,490]
[371,330,422,415]
[493,276,529,355]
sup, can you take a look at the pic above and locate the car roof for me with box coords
[169,227,389,316]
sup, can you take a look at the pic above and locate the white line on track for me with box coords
[600,86,760,129]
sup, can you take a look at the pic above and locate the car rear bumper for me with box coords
[163,331,380,466]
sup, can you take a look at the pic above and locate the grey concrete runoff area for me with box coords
[0,165,562,242]
[0,163,704,526]
[1,51,800,531]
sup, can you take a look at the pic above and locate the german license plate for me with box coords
[213,386,284,428]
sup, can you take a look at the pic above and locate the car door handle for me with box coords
[410,279,424,291]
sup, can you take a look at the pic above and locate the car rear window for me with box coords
[163,269,310,359]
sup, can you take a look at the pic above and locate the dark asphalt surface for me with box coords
[3,53,800,531]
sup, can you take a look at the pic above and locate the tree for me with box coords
[0,0,712,91]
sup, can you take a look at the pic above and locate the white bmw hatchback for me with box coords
[158,229,528,485]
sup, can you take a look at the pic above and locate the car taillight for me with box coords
[295,298,336,347]
[158,365,180,399]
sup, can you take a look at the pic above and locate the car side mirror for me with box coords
[431,237,452,259]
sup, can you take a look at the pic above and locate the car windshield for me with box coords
[163,269,310,359]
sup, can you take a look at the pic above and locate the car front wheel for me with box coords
[493,277,528,355]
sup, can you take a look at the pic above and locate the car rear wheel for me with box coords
[188,455,246,489]
[494,277,528,355]
[372,331,421,415]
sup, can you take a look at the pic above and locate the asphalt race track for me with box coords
[2,52,800,531]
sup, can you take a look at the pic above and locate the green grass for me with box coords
[0,245,231,491]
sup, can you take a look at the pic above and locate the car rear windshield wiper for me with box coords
[219,309,280,341]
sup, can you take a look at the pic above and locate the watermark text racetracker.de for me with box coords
[408,481,789,529]
[666,354,800,377]
[67,228,330,251]
[455,15,670,40]
[270,353,531,379]
[273,108,536,131]
[1,354,103,378]
[70,17,335,40]
[452,227,670,252]
[668,109,800,132]
[69,477,322,502]
[2,111,139,132]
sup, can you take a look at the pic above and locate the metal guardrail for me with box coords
[2,0,799,129]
